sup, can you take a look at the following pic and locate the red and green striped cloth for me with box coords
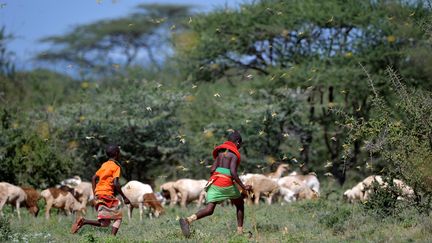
[206,141,242,203]
[206,167,241,203]
[95,195,122,220]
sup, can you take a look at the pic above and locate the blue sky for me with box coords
[0,0,244,70]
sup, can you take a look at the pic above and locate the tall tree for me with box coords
[37,4,192,76]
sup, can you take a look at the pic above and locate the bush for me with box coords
[0,111,75,187]
[362,177,403,217]
[345,67,432,215]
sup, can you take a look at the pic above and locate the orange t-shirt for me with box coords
[94,160,121,196]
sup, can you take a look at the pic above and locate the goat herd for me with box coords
[0,164,415,222]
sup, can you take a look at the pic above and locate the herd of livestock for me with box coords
[0,164,415,221]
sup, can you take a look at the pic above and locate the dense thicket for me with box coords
[179,0,432,184]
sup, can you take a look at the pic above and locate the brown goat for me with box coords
[143,193,164,218]
[0,182,39,219]
[20,186,40,217]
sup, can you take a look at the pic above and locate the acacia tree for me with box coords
[37,4,192,76]
[178,0,432,184]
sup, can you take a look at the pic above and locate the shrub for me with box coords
[362,177,403,217]
[0,111,75,187]
[345,67,432,215]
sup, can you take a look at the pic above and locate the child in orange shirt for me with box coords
[71,144,130,236]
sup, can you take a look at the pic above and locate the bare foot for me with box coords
[179,218,191,238]
[70,216,84,234]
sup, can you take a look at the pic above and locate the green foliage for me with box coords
[0,68,79,112]
[362,178,404,217]
[182,0,428,81]
[43,77,188,182]
[0,114,75,187]
[345,66,432,214]
[174,0,432,184]
[0,216,11,241]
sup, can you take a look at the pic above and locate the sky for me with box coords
[0,0,243,71]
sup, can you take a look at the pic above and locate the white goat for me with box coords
[59,176,82,188]
[40,187,85,219]
[73,181,94,211]
[240,174,279,205]
[0,182,27,219]
[343,181,365,203]
[277,176,318,203]
[289,172,320,195]
[172,179,207,208]
[160,181,178,207]
[345,175,414,203]
[122,180,164,220]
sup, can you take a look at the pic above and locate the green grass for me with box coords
[3,197,432,243]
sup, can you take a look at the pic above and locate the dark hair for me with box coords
[106,144,120,158]
[228,130,242,143]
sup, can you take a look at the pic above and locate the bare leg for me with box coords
[195,203,216,221]
[111,219,122,235]
[231,197,245,234]
[179,203,217,238]
[111,226,119,236]
[82,218,110,227]
[71,217,110,234]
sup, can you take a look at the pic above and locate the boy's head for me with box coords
[106,144,120,160]
[228,130,242,149]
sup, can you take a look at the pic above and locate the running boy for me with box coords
[179,131,252,237]
[71,144,130,236]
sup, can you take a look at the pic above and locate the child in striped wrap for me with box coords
[71,144,131,236]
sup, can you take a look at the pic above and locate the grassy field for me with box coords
[2,195,432,243]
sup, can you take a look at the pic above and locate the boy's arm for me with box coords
[114,178,130,204]
[229,155,251,191]
[92,175,98,194]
